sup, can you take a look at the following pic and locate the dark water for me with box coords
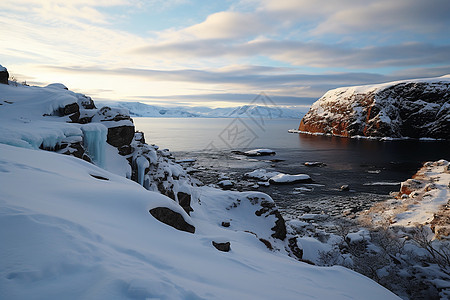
[134,117,450,218]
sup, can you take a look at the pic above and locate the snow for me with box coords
[217,179,233,187]
[96,101,307,119]
[269,173,311,184]
[361,160,450,232]
[244,148,276,156]
[363,182,400,186]
[0,144,399,299]
[244,169,280,181]
[81,123,107,167]
[0,80,400,299]
[45,83,68,90]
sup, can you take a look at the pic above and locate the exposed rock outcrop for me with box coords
[0,65,9,84]
[212,241,231,252]
[360,160,450,239]
[298,76,450,139]
[149,207,195,233]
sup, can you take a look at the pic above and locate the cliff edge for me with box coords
[298,76,450,139]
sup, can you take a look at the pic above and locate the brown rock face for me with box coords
[299,79,450,139]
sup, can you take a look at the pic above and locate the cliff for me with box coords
[298,76,450,139]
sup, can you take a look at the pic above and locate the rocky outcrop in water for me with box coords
[298,76,450,139]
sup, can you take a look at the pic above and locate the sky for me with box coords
[1,0,450,108]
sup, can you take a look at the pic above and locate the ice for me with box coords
[136,156,150,186]
[81,123,107,167]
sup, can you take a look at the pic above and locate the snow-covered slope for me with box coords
[0,74,399,299]
[0,144,399,299]
[297,75,450,139]
[98,101,306,119]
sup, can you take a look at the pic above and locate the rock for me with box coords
[340,185,350,191]
[298,77,450,139]
[304,162,326,167]
[259,238,273,250]
[218,180,234,190]
[221,221,230,227]
[107,125,135,148]
[118,145,133,156]
[399,179,424,196]
[149,207,195,233]
[288,237,303,260]
[60,102,79,116]
[0,65,9,84]
[177,192,193,215]
[254,200,287,240]
[212,241,230,252]
[244,149,276,156]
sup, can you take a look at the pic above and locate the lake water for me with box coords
[134,117,450,218]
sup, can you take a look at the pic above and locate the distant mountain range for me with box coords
[96,101,308,119]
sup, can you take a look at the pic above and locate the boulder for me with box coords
[212,241,231,252]
[177,191,193,215]
[340,185,350,192]
[298,77,450,139]
[149,207,195,233]
[0,65,9,84]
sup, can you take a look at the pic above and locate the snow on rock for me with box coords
[304,161,326,167]
[360,160,450,238]
[45,83,68,90]
[269,173,312,184]
[81,123,107,167]
[298,75,450,139]
[244,168,280,181]
[0,144,399,300]
[217,179,234,189]
[244,148,276,156]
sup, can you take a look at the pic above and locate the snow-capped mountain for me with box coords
[97,101,307,119]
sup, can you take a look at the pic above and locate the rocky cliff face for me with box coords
[298,76,450,139]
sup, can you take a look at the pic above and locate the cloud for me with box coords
[133,39,450,69]
[260,0,450,36]
[0,0,130,25]
[181,11,269,40]
[42,64,407,99]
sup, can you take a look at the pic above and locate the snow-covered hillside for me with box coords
[0,70,399,299]
[297,75,450,139]
[97,101,307,119]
